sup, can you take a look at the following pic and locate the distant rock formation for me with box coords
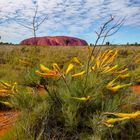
[20,36,88,46]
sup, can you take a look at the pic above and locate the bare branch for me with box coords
[36,15,47,29]
[101,17,126,44]
[83,15,125,91]
[94,17,125,59]
[16,22,33,30]
[90,15,114,58]
[32,4,38,37]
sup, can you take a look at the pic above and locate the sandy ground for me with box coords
[131,85,140,94]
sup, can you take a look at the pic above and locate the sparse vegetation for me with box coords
[0,44,140,140]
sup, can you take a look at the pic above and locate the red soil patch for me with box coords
[131,85,140,94]
[0,110,18,137]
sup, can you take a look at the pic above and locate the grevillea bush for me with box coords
[1,49,139,140]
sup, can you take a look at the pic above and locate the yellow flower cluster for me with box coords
[71,96,92,102]
[91,50,118,73]
[90,50,131,79]
[35,63,85,78]
[0,81,17,96]
[106,76,131,92]
[104,111,140,127]
[0,81,17,107]
[35,50,131,93]
[72,57,83,66]
[0,101,12,107]
[19,59,34,67]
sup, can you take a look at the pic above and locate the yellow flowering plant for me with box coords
[0,81,17,108]
[103,111,140,127]
[0,81,17,96]
[5,48,137,140]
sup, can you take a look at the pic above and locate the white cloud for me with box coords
[0,0,140,43]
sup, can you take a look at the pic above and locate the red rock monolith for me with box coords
[20,36,88,46]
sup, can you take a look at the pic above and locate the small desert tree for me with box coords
[12,1,47,44]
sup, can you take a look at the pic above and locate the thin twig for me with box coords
[95,17,126,59]
[84,16,114,90]
[109,127,114,140]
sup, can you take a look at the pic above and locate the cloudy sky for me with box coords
[0,0,140,44]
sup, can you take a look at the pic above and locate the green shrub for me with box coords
[2,49,139,140]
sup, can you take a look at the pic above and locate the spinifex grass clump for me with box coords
[6,49,139,140]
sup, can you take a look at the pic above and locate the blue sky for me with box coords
[0,0,140,44]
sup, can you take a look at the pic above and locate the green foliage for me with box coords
[0,45,140,140]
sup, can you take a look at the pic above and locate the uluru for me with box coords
[20,36,88,46]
